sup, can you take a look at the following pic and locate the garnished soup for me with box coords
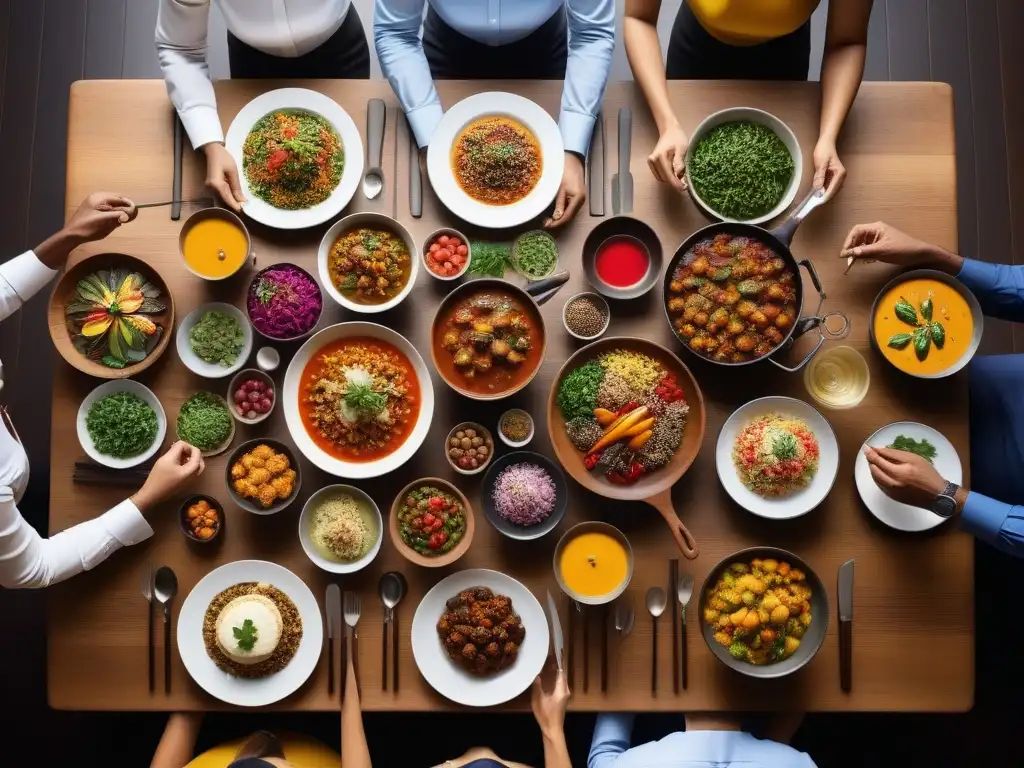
[183,217,248,279]
[559,531,629,599]
[451,116,541,206]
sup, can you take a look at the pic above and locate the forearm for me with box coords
[960,491,1024,558]
[541,728,573,768]
[817,42,866,146]
[623,16,678,134]
[33,229,82,271]
[955,259,1024,321]
[156,0,221,148]
[341,660,372,768]
[588,713,633,767]
[560,0,615,155]
[150,712,204,768]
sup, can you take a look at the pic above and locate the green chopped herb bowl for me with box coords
[512,230,559,280]
[176,302,254,380]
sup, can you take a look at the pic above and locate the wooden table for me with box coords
[49,79,971,712]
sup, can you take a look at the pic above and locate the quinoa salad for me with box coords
[309,493,378,562]
[732,413,820,497]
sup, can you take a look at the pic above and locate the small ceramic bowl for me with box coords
[224,438,302,515]
[178,207,252,281]
[552,521,634,606]
[176,302,254,379]
[179,495,224,544]
[389,477,475,568]
[562,292,611,341]
[256,346,280,372]
[512,230,559,280]
[497,409,534,448]
[227,369,276,425]
[444,422,495,476]
[481,451,568,541]
[422,228,471,281]
[245,263,324,342]
[298,485,383,574]
[176,392,236,458]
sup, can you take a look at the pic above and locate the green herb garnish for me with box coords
[889,296,946,362]
[931,322,945,348]
[189,309,244,367]
[920,298,933,322]
[233,618,258,652]
[343,381,387,416]
[887,434,938,463]
[887,332,913,349]
[894,298,918,326]
[556,360,606,421]
[86,391,158,459]
[513,231,558,279]
[771,431,798,461]
[467,241,512,278]
[255,278,277,306]
[176,392,232,451]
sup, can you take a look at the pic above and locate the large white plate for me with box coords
[716,396,839,520]
[225,88,364,230]
[426,92,563,229]
[412,569,549,707]
[282,322,434,478]
[177,560,323,707]
[77,379,166,469]
[854,421,962,532]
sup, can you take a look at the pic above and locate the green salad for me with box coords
[86,391,159,458]
[177,392,233,451]
[190,309,244,367]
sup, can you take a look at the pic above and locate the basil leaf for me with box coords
[931,321,946,348]
[913,327,931,360]
[921,298,933,322]
[894,298,918,326]
[887,332,913,349]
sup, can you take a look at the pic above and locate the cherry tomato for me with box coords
[439,235,450,246]
[428,496,445,512]
[456,244,468,256]
[429,242,440,253]
[234,389,247,404]
[449,237,461,248]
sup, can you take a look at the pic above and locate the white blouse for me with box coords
[0,251,153,590]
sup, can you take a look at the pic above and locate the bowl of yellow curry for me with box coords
[226,439,302,515]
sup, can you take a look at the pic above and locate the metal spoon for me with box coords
[362,99,386,200]
[677,573,694,690]
[388,571,407,692]
[646,586,667,696]
[154,566,179,694]
[379,573,403,690]
[613,595,634,637]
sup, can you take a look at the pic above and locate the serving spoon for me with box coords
[154,566,179,694]
[646,587,667,696]
[362,99,386,200]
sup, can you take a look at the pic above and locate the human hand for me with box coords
[63,193,137,244]
[840,221,946,267]
[863,446,946,510]
[544,152,586,229]
[531,657,570,738]
[131,441,205,513]
[203,142,246,212]
[647,122,688,192]
[812,139,846,203]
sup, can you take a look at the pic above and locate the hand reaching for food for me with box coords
[840,221,957,270]
[544,152,586,229]
[131,441,205,513]
[811,139,846,203]
[647,123,688,192]
[204,142,247,212]
[65,193,138,243]
[862,446,947,510]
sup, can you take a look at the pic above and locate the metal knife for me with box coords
[610,108,633,216]
[326,584,341,696]
[838,559,854,692]
[546,591,565,672]
[588,112,605,216]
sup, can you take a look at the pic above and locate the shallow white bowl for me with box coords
[282,321,434,478]
[298,485,383,574]
[411,569,549,707]
[176,559,323,707]
[176,302,254,379]
[427,92,563,229]
[685,107,802,225]
[716,396,839,520]
[422,228,471,282]
[77,379,167,469]
[225,88,364,230]
[497,409,535,449]
[317,212,419,314]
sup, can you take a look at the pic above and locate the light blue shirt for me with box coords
[374,0,615,153]
[588,714,817,768]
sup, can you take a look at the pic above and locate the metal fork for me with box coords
[343,592,362,696]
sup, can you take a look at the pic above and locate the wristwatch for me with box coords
[932,481,961,518]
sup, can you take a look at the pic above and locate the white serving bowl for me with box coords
[176,302,254,379]
[298,485,383,574]
[282,321,434,478]
[77,379,167,469]
[317,212,419,314]
[685,107,802,225]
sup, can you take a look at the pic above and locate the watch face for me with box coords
[932,494,956,518]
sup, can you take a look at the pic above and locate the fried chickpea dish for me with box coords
[230,444,297,508]
[436,586,525,676]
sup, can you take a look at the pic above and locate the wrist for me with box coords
[655,112,681,136]
[130,488,156,514]
[34,229,82,270]
[926,243,963,274]
[203,141,224,156]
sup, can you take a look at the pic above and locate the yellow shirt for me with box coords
[185,733,340,768]
[687,0,821,45]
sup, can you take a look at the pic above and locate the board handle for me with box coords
[648,496,699,559]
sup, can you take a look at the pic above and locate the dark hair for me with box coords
[231,731,285,762]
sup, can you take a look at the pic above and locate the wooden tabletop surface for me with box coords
[49,79,971,712]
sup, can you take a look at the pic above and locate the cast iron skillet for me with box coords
[663,189,848,372]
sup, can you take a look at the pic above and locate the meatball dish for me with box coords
[436,586,525,676]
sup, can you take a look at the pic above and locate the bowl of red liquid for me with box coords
[582,217,662,300]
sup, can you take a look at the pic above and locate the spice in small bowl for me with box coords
[512,230,559,280]
[563,292,610,340]
[446,422,494,475]
[180,495,223,543]
[498,408,535,448]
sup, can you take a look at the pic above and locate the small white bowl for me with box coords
[422,228,471,281]
[562,292,611,341]
[176,302,254,379]
[227,369,276,425]
[497,409,535,448]
[77,380,167,469]
[256,346,280,372]
[298,485,383,574]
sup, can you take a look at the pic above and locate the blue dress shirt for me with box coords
[374,0,615,153]
[588,714,816,767]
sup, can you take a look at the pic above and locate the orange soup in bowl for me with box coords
[873,278,973,376]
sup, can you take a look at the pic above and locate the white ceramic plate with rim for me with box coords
[855,421,962,532]
[177,559,323,707]
[77,379,167,469]
[298,485,384,573]
[426,92,563,229]
[684,107,802,225]
[282,321,434,478]
[176,302,254,379]
[716,396,839,520]
[225,88,364,230]
[411,569,549,707]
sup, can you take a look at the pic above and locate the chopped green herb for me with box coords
[86,391,158,459]
[233,618,258,652]
[189,309,244,367]
[255,278,277,306]
[771,431,798,460]
[556,360,605,421]
[177,392,232,451]
[513,231,558,279]
[468,241,512,278]
[887,434,938,463]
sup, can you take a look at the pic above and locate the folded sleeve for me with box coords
[374,0,444,148]
[0,250,58,322]
[560,0,616,155]
[956,259,1024,323]
[588,713,634,768]
[961,491,1024,559]
[156,0,224,149]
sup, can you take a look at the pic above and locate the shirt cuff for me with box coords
[955,258,995,294]
[179,105,225,150]
[102,499,154,548]
[960,491,1011,545]
[0,251,58,303]
[407,103,445,149]
[558,110,596,157]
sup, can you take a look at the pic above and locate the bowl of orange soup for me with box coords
[179,208,251,281]
[554,522,633,605]
[870,269,983,379]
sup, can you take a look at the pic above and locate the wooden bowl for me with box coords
[48,252,175,379]
[224,438,302,515]
[389,477,475,568]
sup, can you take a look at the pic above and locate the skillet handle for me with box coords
[648,496,699,559]
[525,271,570,305]
[769,188,826,247]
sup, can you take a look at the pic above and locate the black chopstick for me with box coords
[393,605,400,693]
[583,605,589,693]
[566,597,574,692]
[671,559,679,695]
[382,617,388,691]
[601,605,608,693]
[172,115,183,221]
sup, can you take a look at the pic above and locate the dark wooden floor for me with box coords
[0,1,1020,764]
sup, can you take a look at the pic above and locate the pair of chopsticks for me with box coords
[568,600,610,693]
[74,459,153,487]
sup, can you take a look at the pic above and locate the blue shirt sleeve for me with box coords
[560,0,615,155]
[956,259,1024,323]
[961,491,1024,558]
[588,713,634,768]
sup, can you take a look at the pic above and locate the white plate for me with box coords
[298,485,383,574]
[411,569,549,707]
[176,302,254,379]
[176,560,323,707]
[716,396,839,520]
[77,380,167,469]
[854,421,962,532]
[282,322,434,478]
[426,92,563,229]
[225,88,364,230]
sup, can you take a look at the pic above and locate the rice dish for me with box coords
[492,462,557,526]
[310,493,377,561]
[732,413,819,497]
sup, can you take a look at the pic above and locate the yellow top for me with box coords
[687,0,821,45]
[185,733,340,768]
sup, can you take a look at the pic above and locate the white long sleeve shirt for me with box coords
[0,251,153,589]
[156,0,353,149]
